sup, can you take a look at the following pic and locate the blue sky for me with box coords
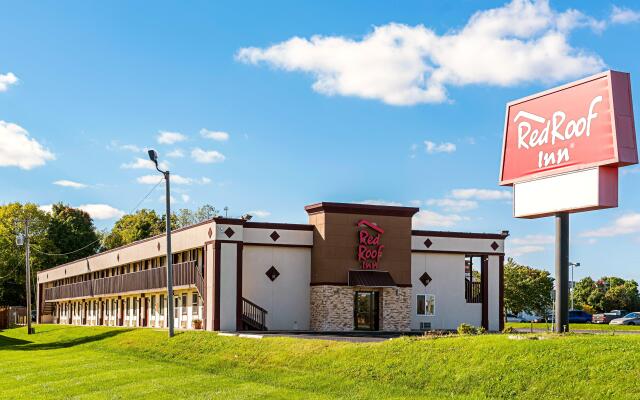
[1,0,639,281]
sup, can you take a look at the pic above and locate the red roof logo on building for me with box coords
[356,220,384,270]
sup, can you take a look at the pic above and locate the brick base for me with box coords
[310,285,411,332]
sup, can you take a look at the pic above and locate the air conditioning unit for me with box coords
[419,322,431,331]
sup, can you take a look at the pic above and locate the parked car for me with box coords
[505,313,526,323]
[592,310,628,324]
[610,312,640,325]
[568,310,592,323]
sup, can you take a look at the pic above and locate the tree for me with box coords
[103,209,163,250]
[504,258,554,317]
[175,209,195,229]
[44,203,100,265]
[194,204,218,222]
[571,276,640,313]
[0,203,56,306]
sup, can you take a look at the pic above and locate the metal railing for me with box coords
[465,279,482,303]
[241,297,268,330]
[44,261,202,301]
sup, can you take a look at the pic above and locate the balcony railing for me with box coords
[465,279,482,303]
[44,261,203,302]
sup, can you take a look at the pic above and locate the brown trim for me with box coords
[214,241,221,331]
[244,222,314,231]
[213,217,245,225]
[481,256,489,331]
[236,243,243,331]
[310,282,412,288]
[244,242,313,249]
[498,255,505,332]
[412,230,509,240]
[202,244,208,330]
[304,202,419,217]
[412,250,505,256]
[205,239,242,246]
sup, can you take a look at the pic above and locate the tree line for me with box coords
[504,258,640,317]
[0,202,219,306]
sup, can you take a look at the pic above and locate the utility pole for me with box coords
[569,262,580,310]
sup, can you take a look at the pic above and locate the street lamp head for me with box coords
[147,149,159,166]
[241,213,253,221]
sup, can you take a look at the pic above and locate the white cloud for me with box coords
[107,141,143,153]
[412,210,468,228]
[181,194,190,203]
[451,188,512,201]
[77,204,125,220]
[424,141,456,154]
[611,6,640,24]
[200,129,230,142]
[191,148,226,164]
[248,210,271,218]
[0,72,18,92]
[581,213,640,238]
[167,149,185,158]
[510,234,554,245]
[236,0,606,105]
[426,198,478,212]
[38,204,53,213]
[137,174,210,185]
[157,131,187,145]
[53,180,87,189]
[121,157,168,170]
[508,245,546,257]
[359,200,404,207]
[0,121,55,170]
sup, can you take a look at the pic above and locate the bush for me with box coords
[457,323,484,335]
[502,326,516,334]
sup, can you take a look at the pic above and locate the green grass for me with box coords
[506,322,640,331]
[2,325,640,399]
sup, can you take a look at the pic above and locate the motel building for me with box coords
[36,202,507,333]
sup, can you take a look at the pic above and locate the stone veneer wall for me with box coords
[310,285,412,332]
[381,287,411,331]
[310,286,354,331]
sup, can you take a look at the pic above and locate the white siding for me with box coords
[243,246,311,330]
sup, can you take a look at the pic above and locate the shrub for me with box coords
[502,326,516,334]
[457,323,483,335]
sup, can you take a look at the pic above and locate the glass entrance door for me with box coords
[354,291,379,331]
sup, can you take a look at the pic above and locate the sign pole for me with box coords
[554,213,569,333]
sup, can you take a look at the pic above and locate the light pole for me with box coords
[16,218,33,334]
[148,149,174,338]
[569,262,580,310]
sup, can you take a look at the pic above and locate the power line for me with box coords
[29,177,165,257]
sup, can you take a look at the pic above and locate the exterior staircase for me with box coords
[241,297,268,331]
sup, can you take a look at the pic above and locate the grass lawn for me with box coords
[2,325,640,399]
[506,322,640,331]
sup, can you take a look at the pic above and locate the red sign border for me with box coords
[498,70,635,186]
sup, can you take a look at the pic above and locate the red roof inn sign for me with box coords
[500,70,637,218]
[357,220,384,269]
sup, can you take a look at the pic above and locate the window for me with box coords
[126,298,130,316]
[111,300,115,317]
[416,294,436,316]
[192,293,198,315]
[160,295,165,316]
[174,297,179,318]
[182,294,187,315]
[151,296,156,316]
[133,298,138,316]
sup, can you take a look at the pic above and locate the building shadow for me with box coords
[0,328,133,351]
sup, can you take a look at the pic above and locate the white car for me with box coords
[610,312,640,325]
[506,314,526,323]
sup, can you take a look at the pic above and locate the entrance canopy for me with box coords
[348,270,396,288]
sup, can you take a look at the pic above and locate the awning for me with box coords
[348,270,396,287]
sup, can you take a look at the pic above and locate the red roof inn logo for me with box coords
[356,220,384,270]
[500,70,637,186]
